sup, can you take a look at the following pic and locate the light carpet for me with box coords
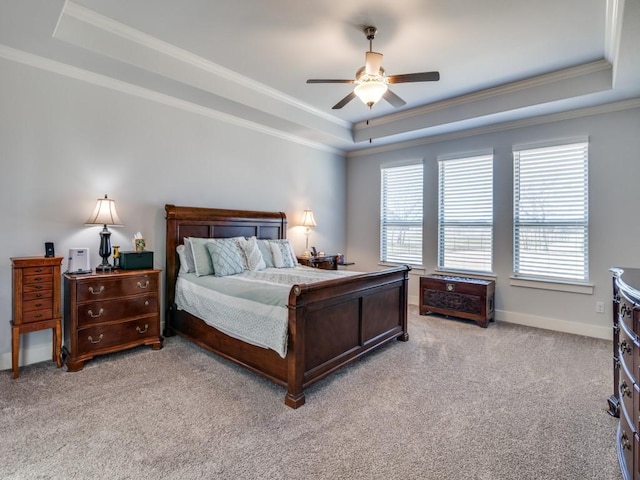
[0,306,620,479]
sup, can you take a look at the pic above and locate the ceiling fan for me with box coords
[307,26,440,110]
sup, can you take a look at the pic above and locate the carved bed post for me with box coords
[285,285,306,408]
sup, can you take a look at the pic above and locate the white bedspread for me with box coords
[175,266,358,358]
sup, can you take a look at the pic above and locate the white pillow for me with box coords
[176,245,189,274]
[206,239,245,277]
[237,236,266,271]
[269,240,298,268]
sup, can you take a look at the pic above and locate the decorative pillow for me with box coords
[206,239,245,277]
[257,239,275,268]
[188,237,215,276]
[269,239,298,268]
[236,236,266,271]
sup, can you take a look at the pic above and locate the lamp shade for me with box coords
[354,78,388,107]
[300,209,317,227]
[85,194,123,226]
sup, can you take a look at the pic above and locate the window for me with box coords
[438,153,493,273]
[513,141,589,282]
[380,162,423,266]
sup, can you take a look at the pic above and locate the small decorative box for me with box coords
[119,251,153,270]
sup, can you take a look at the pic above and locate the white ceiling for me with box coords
[1,0,638,153]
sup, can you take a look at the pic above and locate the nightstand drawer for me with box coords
[77,294,159,327]
[76,274,159,303]
[77,318,159,354]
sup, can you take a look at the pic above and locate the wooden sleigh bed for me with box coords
[164,204,410,408]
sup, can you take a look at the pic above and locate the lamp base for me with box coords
[95,264,113,272]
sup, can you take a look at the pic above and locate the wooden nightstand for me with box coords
[297,255,355,270]
[297,255,338,270]
[63,269,163,371]
[10,256,64,378]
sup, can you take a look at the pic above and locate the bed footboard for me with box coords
[285,265,410,408]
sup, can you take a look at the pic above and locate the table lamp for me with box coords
[85,194,123,271]
[300,209,317,258]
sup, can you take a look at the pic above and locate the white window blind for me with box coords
[438,154,493,273]
[380,162,423,266]
[513,142,589,281]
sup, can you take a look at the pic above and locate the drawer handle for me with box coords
[34,268,44,273]
[621,432,631,450]
[89,286,105,295]
[88,334,104,344]
[35,293,43,298]
[136,324,149,334]
[620,340,632,355]
[88,308,104,318]
[34,303,43,308]
[34,314,43,319]
[621,381,632,398]
[34,285,43,290]
[137,281,150,289]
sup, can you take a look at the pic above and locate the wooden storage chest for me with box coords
[419,274,495,327]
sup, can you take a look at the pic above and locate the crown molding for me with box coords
[59,1,350,130]
[354,60,613,131]
[0,44,342,155]
[347,97,640,158]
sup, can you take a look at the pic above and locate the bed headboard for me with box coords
[164,204,287,328]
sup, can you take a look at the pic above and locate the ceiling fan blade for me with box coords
[387,71,440,84]
[383,89,406,108]
[332,92,356,109]
[307,79,355,84]
[365,52,383,75]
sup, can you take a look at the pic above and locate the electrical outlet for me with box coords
[596,301,605,314]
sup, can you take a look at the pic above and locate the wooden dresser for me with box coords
[63,269,163,371]
[10,256,63,378]
[611,267,640,480]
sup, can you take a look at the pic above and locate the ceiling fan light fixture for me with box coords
[354,76,388,108]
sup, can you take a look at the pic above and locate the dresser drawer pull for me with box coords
[137,281,150,289]
[88,334,104,344]
[621,432,631,450]
[87,308,104,318]
[34,314,43,319]
[145,301,149,306]
[136,324,149,334]
[88,286,105,295]
[34,285,43,290]
[34,268,44,273]
[620,340,632,355]
[34,303,43,308]
[35,293,43,298]
[621,380,632,398]
[34,277,43,282]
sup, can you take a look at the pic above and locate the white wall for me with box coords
[346,107,640,339]
[0,58,347,370]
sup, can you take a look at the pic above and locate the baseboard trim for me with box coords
[409,298,611,340]
[0,343,56,373]
[494,309,611,340]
